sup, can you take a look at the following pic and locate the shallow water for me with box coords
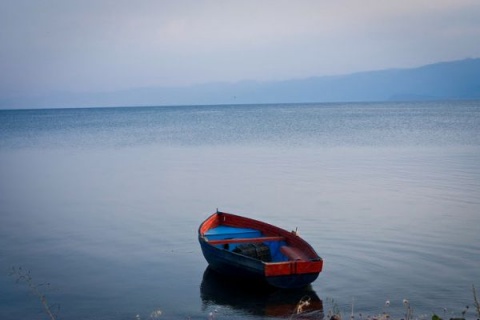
[1,101,479,319]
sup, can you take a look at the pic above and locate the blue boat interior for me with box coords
[205,226,291,262]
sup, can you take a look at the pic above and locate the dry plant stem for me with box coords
[473,284,480,318]
[403,300,412,320]
[10,267,57,320]
[351,298,355,320]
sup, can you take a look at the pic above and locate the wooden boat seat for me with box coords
[280,246,309,261]
[207,236,285,245]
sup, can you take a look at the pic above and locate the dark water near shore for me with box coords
[1,101,479,319]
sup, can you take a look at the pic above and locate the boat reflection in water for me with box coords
[200,267,324,318]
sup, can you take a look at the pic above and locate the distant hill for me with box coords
[265,57,480,103]
[2,58,480,109]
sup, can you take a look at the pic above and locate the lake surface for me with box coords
[1,101,479,320]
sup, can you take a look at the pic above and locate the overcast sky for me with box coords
[1,0,479,98]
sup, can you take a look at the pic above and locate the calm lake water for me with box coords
[1,101,479,320]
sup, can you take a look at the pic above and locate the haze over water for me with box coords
[1,101,479,319]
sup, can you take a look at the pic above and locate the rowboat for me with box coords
[198,211,323,289]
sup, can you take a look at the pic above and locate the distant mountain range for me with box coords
[2,58,480,109]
